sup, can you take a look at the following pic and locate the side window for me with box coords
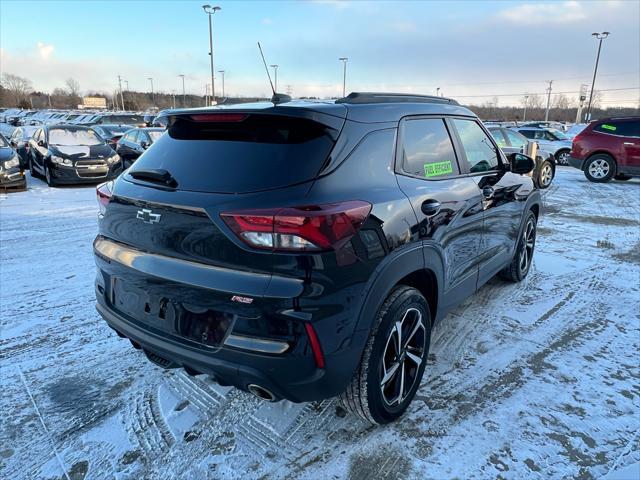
[139,133,149,145]
[595,121,640,137]
[504,129,527,148]
[453,119,500,173]
[401,118,459,179]
[124,131,137,142]
[11,129,21,141]
[489,129,507,148]
[519,130,536,139]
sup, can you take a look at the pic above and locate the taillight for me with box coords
[189,113,248,123]
[96,181,113,216]
[220,201,372,252]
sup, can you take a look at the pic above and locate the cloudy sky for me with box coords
[1,0,638,106]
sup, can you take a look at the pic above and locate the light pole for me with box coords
[585,31,610,122]
[178,74,186,107]
[436,87,440,97]
[218,70,225,98]
[523,95,529,122]
[147,77,155,108]
[270,65,279,91]
[544,80,553,121]
[339,57,348,97]
[202,5,221,104]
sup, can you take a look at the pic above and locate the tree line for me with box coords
[2,72,638,121]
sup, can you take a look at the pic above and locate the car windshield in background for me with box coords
[148,131,164,142]
[101,125,131,136]
[548,128,568,140]
[105,115,143,125]
[49,128,104,146]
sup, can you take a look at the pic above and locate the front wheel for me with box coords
[537,161,554,189]
[584,154,615,183]
[340,286,431,424]
[555,150,570,166]
[45,165,56,187]
[500,211,537,282]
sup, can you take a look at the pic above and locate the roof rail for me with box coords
[336,92,459,105]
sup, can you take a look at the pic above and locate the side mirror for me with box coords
[37,139,46,148]
[141,141,149,149]
[9,139,16,147]
[508,153,535,175]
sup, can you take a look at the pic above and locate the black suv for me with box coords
[94,93,540,424]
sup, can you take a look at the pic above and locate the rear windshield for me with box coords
[126,114,338,193]
[102,115,143,125]
[148,130,164,142]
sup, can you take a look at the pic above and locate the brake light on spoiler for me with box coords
[221,201,372,252]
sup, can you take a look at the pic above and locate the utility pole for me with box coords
[147,77,155,108]
[339,57,348,97]
[117,75,125,111]
[178,74,186,107]
[202,5,221,104]
[218,70,225,98]
[270,65,279,92]
[171,90,176,109]
[205,84,209,106]
[544,80,553,121]
[576,84,588,123]
[436,87,440,97]
[585,31,610,122]
[523,95,529,122]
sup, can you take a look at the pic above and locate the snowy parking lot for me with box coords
[1,168,639,480]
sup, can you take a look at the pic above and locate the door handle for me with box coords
[421,199,441,216]
[482,186,495,199]
[623,142,635,145]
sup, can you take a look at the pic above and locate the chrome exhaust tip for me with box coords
[247,384,277,402]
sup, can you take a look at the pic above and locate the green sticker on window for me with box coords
[424,160,453,178]
[601,124,617,131]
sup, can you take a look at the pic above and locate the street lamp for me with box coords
[270,65,279,92]
[178,74,186,107]
[523,95,529,122]
[339,57,348,97]
[202,5,221,103]
[147,77,155,108]
[218,70,225,98]
[585,31,610,122]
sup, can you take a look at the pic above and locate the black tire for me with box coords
[44,165,56,187]
[500,211,537,282]
[584,154,615,183]
[537,160,554,189]
[614,174,631,181]
[340,286,432,424]
[555,149,570,166]
[29,156,39,178]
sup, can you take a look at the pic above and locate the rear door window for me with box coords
[504,129,528,148]
[594,121,640,137]
[453,119,500,173]
[518,129,536,139]
[127,113,339,193]
[400,118,459,178]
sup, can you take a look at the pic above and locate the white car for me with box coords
[511,126,573,165]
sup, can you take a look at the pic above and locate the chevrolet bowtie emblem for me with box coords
[136,208,161,224]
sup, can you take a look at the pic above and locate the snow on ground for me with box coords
[1,168,639,480]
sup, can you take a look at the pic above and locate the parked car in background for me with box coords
[0,133,26,191]
[488,126,555,188]
[512,126,573,165]
[568,117,640,183]
[565,123,587,140]
[115,127,164,167]
[89,113,145,126]
[28,125,123,186]
[92,124,133,150]
[8,126,38,169]
[93,93,540,424]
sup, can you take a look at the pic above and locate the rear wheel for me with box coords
[584,154,615,183]
[340,286,431,424]
[555,149,570,166]
[500,211,537,282]
[537,161,554,189]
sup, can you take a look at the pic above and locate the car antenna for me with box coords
[257,42,291,105]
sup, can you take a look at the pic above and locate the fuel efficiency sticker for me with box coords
[424,160,453,178]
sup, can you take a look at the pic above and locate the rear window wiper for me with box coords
[129,168,178,188]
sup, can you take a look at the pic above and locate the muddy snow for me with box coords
[1,168,639,479]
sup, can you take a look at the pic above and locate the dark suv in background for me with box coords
[93,93,540,424]
[568,117,640,182]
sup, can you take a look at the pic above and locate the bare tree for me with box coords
[1,73,33,107]
[65,78,81,97]
[527,93,544,109]
[589,90,603,110]
[553,93,571,110]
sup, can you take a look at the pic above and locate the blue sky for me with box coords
[1,0,638,106]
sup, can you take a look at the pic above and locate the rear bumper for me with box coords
[93,237,366,402]
[567,156,585,170]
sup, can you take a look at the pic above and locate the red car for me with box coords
[568,117,640,182]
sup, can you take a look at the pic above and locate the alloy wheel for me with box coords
[557,151,569,165]
[540,164,553,187]
[45,167,51,185]
[380,307,426,406]
[519,218,536,273]
[588,159,610,179]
